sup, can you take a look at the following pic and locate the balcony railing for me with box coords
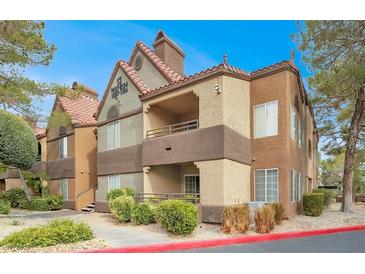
[146,119,199,139]
[136,193,200,204]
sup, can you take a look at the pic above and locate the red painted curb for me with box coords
[76,225,365,253]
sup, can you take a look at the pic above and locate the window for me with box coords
[291,170,302,202]
[254,101,278,138]
[290,105,298,142]
[108,174,120,191]
[184,175,200,194]
[108,121,120,150]
[60,179,68,200]
[59,136,67,159]
[298,118,302,147]
[254,169,278,202]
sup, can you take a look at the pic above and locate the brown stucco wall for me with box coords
[142,125,251,166]
[97,144,142,176]
[48,178,76,209]
[46,158,75,180]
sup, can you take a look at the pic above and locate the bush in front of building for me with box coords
[19,195,64,211]
[313,188,334,207]
[255,205,275,233]
[109,196,135,222]
[0,199,11,214]
[1,188,28,208]
[106,187,136,204]
[132,201,157,225]
[156,199,198,236]
[222,204,250,233]
[271,203,285,225]
[303,192,324,216]
[0,218,94,248]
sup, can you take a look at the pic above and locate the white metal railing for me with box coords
[146,119,199,139]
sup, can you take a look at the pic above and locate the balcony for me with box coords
[146,119,199,139]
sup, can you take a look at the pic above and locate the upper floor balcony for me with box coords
[146,119,199,139]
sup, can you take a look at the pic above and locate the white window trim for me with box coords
[253,100,278,139]
[291,170,302,202]
[108,174,121,191]
[107,120,120,151]
[254,168,279,203]
[60,179,68,200]
[60,136,67,159]
[184,174,200,194]
[290,105,298,142]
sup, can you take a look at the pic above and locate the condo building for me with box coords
[32,82,99,211]
[94,31,318,221]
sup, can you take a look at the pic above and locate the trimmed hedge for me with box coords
[19,195,64,211]
[271,203,285,225]
[157,200,198,236]
[132,201,157,225]
[0,199,11,214]
[0,218,94,248]
[255,205,275,233]
[222,204,250,233]
[109,196,135,222]
[1,188,27,208]
[313,188,334,207]
[303,192,324,216]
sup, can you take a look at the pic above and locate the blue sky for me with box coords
[28,20,308,116]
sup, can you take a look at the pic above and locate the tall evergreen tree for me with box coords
[295,21,365,212]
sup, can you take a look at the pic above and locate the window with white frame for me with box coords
[297,173,302,201]
[254,169,278,202]
[291,170,301,202]
[60,179,68,200]
[290,106,298,142]
[254,101,278,138]
[184,175,200,194]
[108,174,120,191]
[107,121,120,150]
[298,118,302,147]
[59,136,67,159]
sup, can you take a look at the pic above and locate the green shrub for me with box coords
[303,192,324,216]
[45,195,64,210]
[19,195,64,211]
[255,205,275,233]
[157,199,198,236]
[271,203,285,225]
[133,201,157,225]
[313,188,334,207]
[109,196,135,222]
[222,204,250,233]
[106,188,126,204]
[3,188,27,208]
[0,218,94,248]
[106,187,136,205]
[0,199,11,214]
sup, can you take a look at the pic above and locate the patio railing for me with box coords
[136,193,200,204]
[146,119,199,139]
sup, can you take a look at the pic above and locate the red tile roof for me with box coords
[57,91,99,127]
[140,62,250,99]
[35,127,46,139]
[129,41,183,83]
[118,60,150,95]
[251,60,299,78]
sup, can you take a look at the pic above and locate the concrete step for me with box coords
[86,204,95,209]
[81,207,94,212]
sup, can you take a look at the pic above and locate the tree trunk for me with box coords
[341,84,365,212]
[17,168,32,200]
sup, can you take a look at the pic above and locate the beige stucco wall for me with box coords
[222,76,250,137]
[196,159,250,206]
[131,49,169,90]
[98,113,143,152]
[98,69,142,122]
[96,172,143,202]
[5,179,23,191]
[143,165,181,194]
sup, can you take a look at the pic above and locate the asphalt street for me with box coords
[175,230,365,253]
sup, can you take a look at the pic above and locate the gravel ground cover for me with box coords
[0,202,364,252]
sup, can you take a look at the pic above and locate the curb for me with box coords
[77,225,365,253]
